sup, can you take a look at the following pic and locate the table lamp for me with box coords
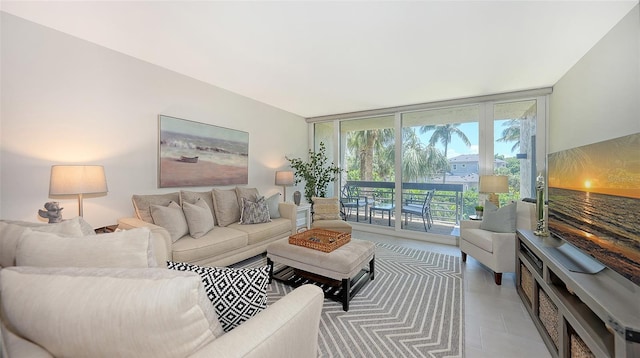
[275,171,294,202]
[479,175,508,208]
[49,165,108,217]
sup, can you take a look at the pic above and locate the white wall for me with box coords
[549,5,639,153]
[0,13,308,227]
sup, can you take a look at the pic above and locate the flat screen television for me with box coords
[547,132,640,287]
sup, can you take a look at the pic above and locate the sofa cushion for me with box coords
[235,186,259,208]
[0,217,87,268]
[312,197,341,220]
[0,267,223,358]
[266,193,281,219]
[229,218,291,245]
[240,197,271,225]
[480,200,517,233]
[212,188,241,227]
[167,262,269,332]
[172,227,248,263]
[181,190,217,226]
[132,192,181,223]
[15,227,158,268]
[151,201,189,242]
[183,198,215,238]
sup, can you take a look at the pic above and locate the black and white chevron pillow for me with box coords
[167,261,269,332]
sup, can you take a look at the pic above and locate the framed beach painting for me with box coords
[158,115,249,187]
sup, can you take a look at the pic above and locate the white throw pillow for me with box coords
[16,227,158,268]
[183,198,215,238]
[480,200,517,233]
[151,201,189,242]
[0,267,224,358]
[0,217,86,268]
[265,193,281,219]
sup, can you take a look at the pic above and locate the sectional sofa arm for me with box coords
[190,284,324,358]
[278,202,298,233]
[117,217,171,265]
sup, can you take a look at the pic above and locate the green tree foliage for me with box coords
[286,142,342,203]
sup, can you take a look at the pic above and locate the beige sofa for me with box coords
[459,200,536,285]
[0,218,324,358]
[118,187,298,267]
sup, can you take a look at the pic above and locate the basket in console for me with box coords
[289,228,351,253]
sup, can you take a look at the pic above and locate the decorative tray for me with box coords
[289,228,351,253]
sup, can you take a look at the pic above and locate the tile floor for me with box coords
[355,231,552,358]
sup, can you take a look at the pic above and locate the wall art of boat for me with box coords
[178,156,199,163]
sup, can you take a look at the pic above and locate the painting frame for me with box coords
[158,115,249,188]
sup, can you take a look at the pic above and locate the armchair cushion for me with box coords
[480,200,516,233]
[312,197,341,220]
[0,267,223,358]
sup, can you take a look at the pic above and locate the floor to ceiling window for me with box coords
[493,100,538,203]
[311,91,548,243]
[401,105,479,235]
[339,116,395,228]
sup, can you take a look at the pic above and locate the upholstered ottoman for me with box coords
[267,238,375,311]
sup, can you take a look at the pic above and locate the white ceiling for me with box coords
[2,1,637,118]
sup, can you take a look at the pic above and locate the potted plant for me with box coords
[286,142,342,204]
[475,205,484,218]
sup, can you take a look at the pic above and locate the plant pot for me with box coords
[476,210,483,218]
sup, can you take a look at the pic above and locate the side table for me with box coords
[94,224,118,234]
[295,204,312,232]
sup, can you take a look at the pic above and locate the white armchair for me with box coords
[460,200,536,285]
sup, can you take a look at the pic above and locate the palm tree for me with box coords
[401,128,448,182]
[419,123,471,182]
[497,119,521,153]
[347,128,394,181]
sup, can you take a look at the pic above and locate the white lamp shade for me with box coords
[479,175,508,194]
[49,165,108,195]
[275,171,294,186]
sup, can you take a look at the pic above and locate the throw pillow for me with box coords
[167,261,269,332]
[265,193,281,219]
[150,201,189,242]
[240,197,271,224]
[132,192,181,223]
[183,198,215,238]
[235,186,259,208]
[312,196,341,220]
[0,266,223,358]
[212,188,241,227]
[181,190,217,226]
[16,227,158,268]
[0,217,86,268]
[480,200,517,233]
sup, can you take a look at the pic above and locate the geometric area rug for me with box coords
[233,242,464,358]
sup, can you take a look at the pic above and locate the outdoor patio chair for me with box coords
[401,189,434,231]
[341,185,368,222]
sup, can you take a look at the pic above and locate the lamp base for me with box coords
[487,193,500,208]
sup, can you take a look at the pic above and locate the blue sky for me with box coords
[417,120,517,158]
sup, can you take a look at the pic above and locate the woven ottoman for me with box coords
[267,238,375,311]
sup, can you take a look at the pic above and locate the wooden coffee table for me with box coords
[266,237,375,311]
